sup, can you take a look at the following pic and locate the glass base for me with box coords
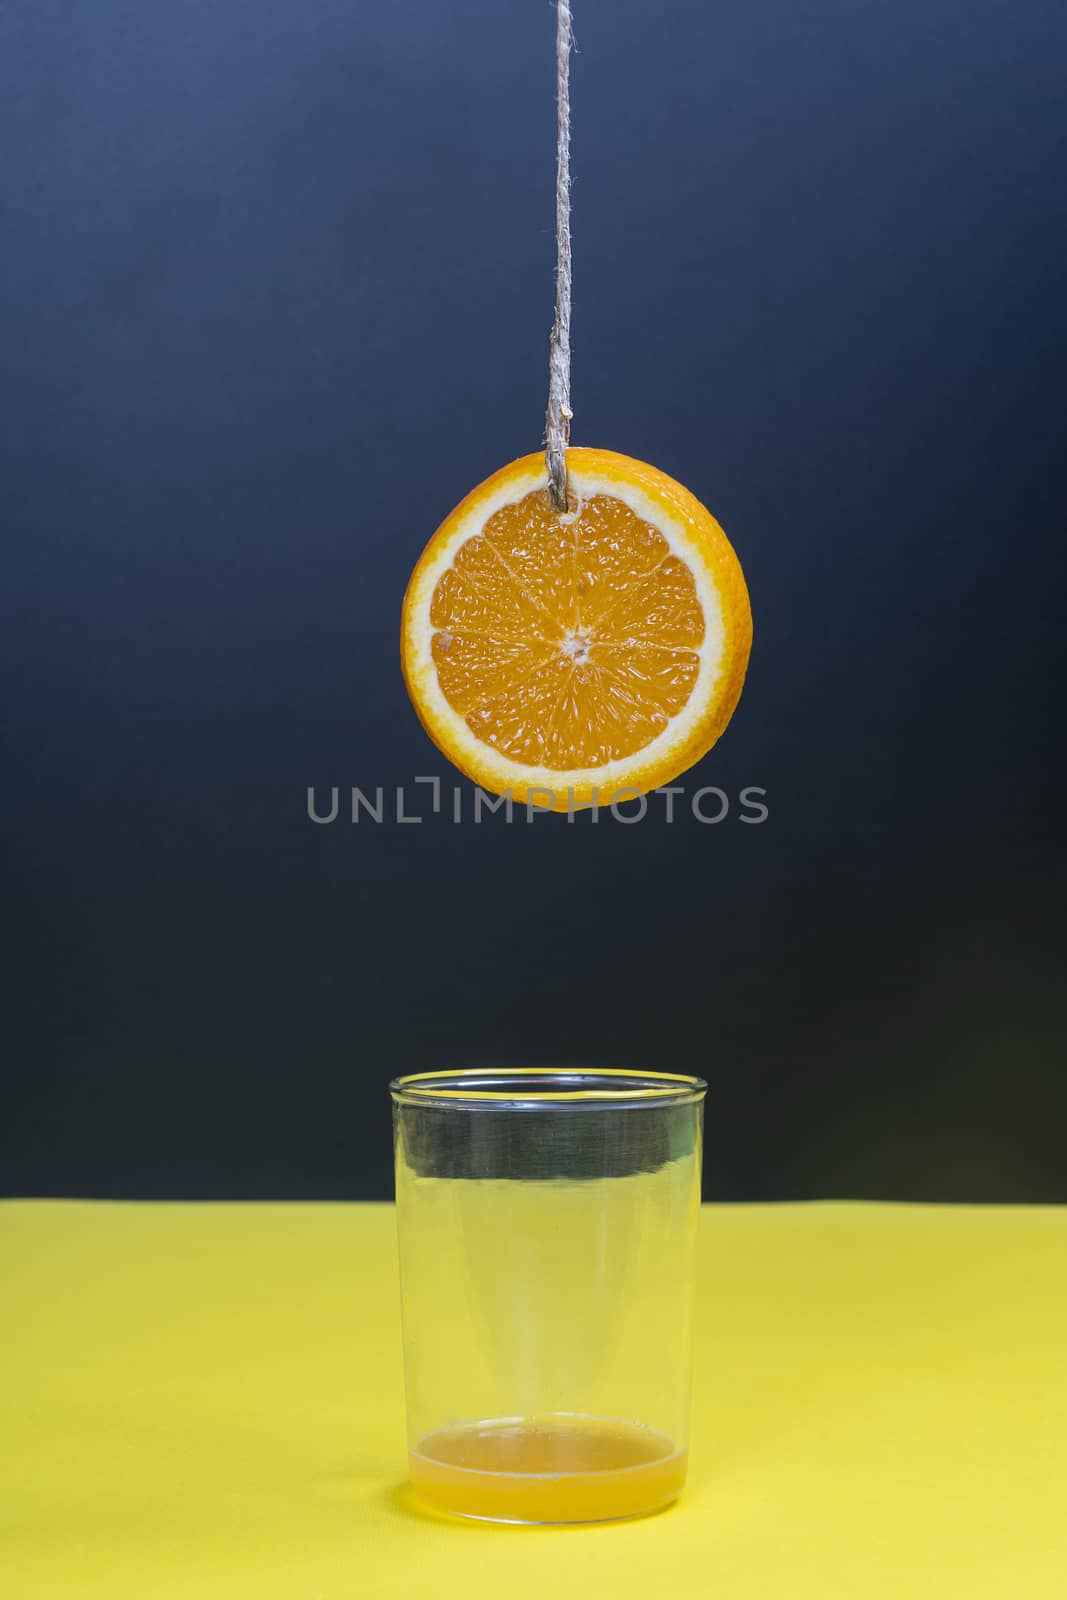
[409,1414,686,1524]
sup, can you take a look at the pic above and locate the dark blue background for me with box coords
[3,0,1064,1199]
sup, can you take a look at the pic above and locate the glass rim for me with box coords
[389,1068,707,1110]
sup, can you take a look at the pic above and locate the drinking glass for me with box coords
[391,1068,705,1523]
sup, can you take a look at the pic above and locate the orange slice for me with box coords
[401,448,752,811]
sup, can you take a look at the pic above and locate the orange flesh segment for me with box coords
[428,491,704,770]
[410,1416,686,1523]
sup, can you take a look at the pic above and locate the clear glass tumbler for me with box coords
[391,1068,706,1523]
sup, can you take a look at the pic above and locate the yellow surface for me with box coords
[2,1202,1065,1597]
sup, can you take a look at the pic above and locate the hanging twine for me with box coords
[545,0,573,511]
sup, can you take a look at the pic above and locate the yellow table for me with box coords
[2,1202,1065,1597]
